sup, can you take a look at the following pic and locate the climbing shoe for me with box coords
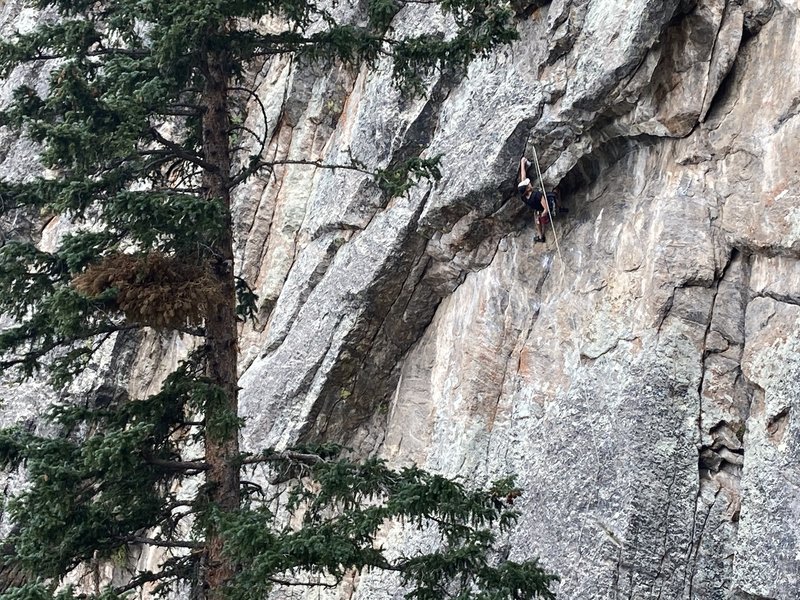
[534,234,545,243]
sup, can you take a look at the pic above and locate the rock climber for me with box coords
[517,156,566,243]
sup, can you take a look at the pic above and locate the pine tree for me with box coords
[0,0,556,599]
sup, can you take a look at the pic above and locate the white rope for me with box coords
[530,144,564,268]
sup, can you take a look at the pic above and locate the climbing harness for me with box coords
[529,144,564,267]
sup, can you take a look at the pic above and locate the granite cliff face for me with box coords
[2,0,800,598]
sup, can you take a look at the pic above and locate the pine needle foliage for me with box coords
[0,0,557,598]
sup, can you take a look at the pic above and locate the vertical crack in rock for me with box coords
[652,469,679,600]
[686,487,722,599]
[685,249,729,596]
[686,248,754,598]
[698,1,744,122]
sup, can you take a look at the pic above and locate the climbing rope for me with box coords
[530,144,564,267]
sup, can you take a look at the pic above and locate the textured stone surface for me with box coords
[735,297,800,597]
[2,0,800,598]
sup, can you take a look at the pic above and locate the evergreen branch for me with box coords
[135,154,173,177]
[148,128,218,173]
[111,568,184,596]
[230,29,388,62]
[267,576,338,588]
[227,86,269,160]
[81,48,151,58]
[0,324,138,371]
[241,450,327,466]
[173,167,205,192]
[240,479,264,497]
[4,47,149,63]
[127,536,202,549]
[150,187,204,196]
[158,107,202,117]
[229,158,372,188]
[228,124,265,151]
[143,456,210,472]
[157,160,203,191]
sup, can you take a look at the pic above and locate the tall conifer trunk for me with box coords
[200,46,239,596]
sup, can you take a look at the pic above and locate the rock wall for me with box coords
[2,0,800,598]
